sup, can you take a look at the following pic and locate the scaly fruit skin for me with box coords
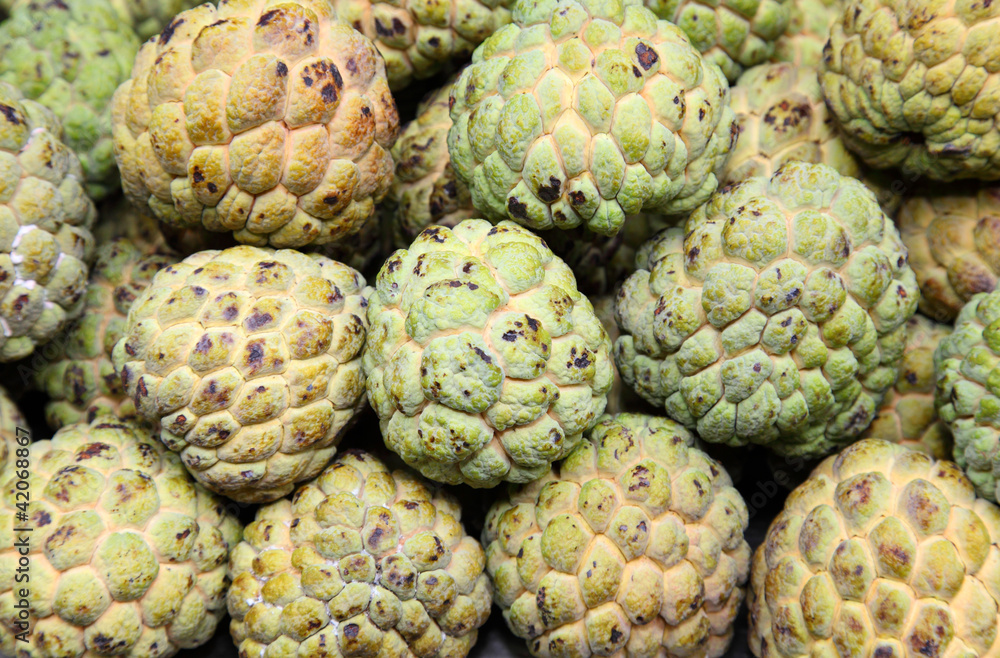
[332,0,512,90]
[228,450,492,658]
[748,439,1000,657]
[109,0,208,39]
[0,386,25,473]
[614,162,919,459]
[0,82,96,363]
[862,315,952,459]
[935,289,1000,502]
[484,413,751,658]
[364,219,614,487]
[448,0,738,236]
[0,417,243,658]
[771,0,841,67]
[644,0,790,82]
[898,185,1000,322]
[821,0,1000,181]
[112,0,400,249]
[112,246,372,503]
[0,0,140,200]
[388,81,476,247]
[36,239,177,430]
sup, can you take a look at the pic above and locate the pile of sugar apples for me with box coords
[0,0,999,656]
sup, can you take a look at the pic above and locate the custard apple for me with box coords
[0,416,243,657]
[112,246,372,503]
[749,438,1000,657]
[447,0,739,236]
[821,0,1000,181]
[363,219,614,487]
[771,0,841,67]
[0,385,25,473]
[614,162,919,459]
[109,0,209,39]
[484,412,751,658]
[898,184,1000,322]
[228,449,492,657]
[112,0,400,249]
[0,82,96,363]
[935,288,1000,502]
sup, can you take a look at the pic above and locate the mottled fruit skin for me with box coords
[821,0,1000,181]
[935,289,1000,503]
[364,219,614,487]
[113,246,372,503]
[749,439,1000,657]
[332,0,512,89]
[0,417,243,658]
[0,386,25,473]
[615,162,919,459]
[109,0,208,39]
[0,82,96,363]
[485,413,751,658]
[644,0,790,82]
[448,0,738,236]
[228,450,492,658]
[112,0,400,249]
[862,314,952,459]
[898,185,1000,322]
[771,0,842,67]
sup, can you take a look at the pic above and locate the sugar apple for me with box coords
[108,0,209,39]
[447,0,739,236]
[363,219,614,487]
[228,449,492,657]
[0,385,25,473]
[614,161,920,459]
[35,239,177,430]
[748,438,1000,657]
[644,0,791,82]
[935,288,1000,503]
[484,412,751,658]
[112,0,400,249]
[821,0,1000,181]
[0,82,96,363]
[861,314,952,459]
[898,184,1000,322]
[388,80,476,248]
[112,246,373,503]
[0,416,243,657]
[771,0,841,67]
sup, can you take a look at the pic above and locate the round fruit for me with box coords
[0,417,243,657]
[228,449,491,658]
[484,412,751,658]
[112,246,372,503]
[364,219,614,487]
[935,289,1000,502]
[898,184,1000,322]
[614,162,919,458]
[771,0,841,67]
[749,439,1000,657]
[448,0,738,235]
[0,386,25,472]
[112,0,400,248]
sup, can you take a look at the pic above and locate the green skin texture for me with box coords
[614,162,920,459]
[448,0,738,237]
[0,0,140,200]
[935,289,1000,503]
[363,219,614,488]
[484,413,751,658]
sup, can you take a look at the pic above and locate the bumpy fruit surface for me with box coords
[364,219,614,487]
[448,0,738,236]
[0,386,25,473]
[644,0,790,81]
[771,0,841,67]
[615,162,919,458]
[36,239,176,430]
[935,289,1000,502]
[0,417,243,657]
[0,82,96,362]
[113,246,372,503]
[821,0,1000,181]
[898,185,1000,322]
[749,439,1000,657]
[109,0,208,39]
[862,315,952,459]
[228,450,492,658]
[485,413,751,658]
[112,0,400,248]
[332,0,512,89]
